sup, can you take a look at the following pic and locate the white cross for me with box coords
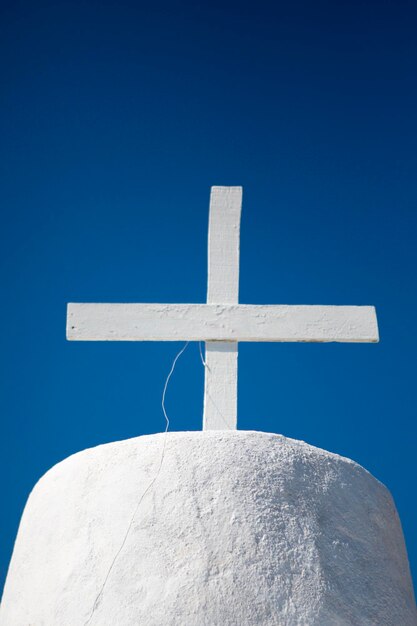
[67,186,379,430]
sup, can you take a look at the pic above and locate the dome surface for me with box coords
[1,430,415,625]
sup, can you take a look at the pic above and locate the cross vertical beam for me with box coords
[203,186,242,430]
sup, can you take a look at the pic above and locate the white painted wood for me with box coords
[67,303,379,343]
[203,343,238,430]
[204,186,242,430]
[66,185,380,432]
[207,186,242,304]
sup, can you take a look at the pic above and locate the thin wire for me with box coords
[162,341,190,430]
[84,341,190,625]
[198,340,207,368]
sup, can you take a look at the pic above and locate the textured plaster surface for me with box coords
[1,431,415,625]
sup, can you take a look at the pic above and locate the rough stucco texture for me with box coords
[1,431,416,626]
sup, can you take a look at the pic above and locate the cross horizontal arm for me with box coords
[67,303,378,343]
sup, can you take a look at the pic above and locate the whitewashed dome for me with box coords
[1,431,415,625]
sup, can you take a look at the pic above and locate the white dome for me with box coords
[1,431,415,625]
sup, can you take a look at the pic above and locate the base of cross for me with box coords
[2,430,415,625]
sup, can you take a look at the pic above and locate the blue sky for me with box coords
[1,0,416,595]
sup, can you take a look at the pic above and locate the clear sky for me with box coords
[1,0,416,596]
